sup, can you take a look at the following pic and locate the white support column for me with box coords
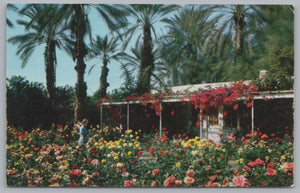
[127,103,129,130]
[199,109,202,139]
[218,106,224,130]
[159,103,162,137]
[100,105,103,130]
[203,117,207,139]
[237,112,240,131]
[251,101,254,135]
[206,117,209,139]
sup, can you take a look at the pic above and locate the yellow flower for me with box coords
[64,160,69,167]
[101,159,106,164]
[34,170,40,175]
[94,142,98,146]
[114,156,119,161]
[175,162,181,167]
[125,129,132,134]
[97,125,100,129]
[127,151,132,156]
[238,158,244,163]
[281,155,286,161]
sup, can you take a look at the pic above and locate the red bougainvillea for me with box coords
[97,81,263,123]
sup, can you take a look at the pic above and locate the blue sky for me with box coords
[6,4,138,96]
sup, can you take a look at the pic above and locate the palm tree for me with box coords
[7,4,19,28]
[205,5,268,60]
[8,4,70,103]
[123,4,180,94]
[54,4,128,122]
[158,5,214,85]
[88,35,125,98]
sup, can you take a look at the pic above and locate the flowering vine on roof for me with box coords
[96,81,270,123]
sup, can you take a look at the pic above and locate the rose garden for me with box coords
[6,81,294,187]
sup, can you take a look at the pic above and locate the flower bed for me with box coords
[6,125,294,187]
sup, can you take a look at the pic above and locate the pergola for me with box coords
[99,84,294,139]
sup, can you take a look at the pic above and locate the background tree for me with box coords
[204,5,268,80]
[253,5,294,90]
[158,5,214,85]
[8,4,70,102]
[123,4,180,94]
[55,4,128,122]
[88,35,125,98]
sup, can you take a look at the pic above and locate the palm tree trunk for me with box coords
[234,5,245,57]
[99,60,109,98]
[73,4,87,122]
[45,39,56,123]
[137,21,154,94]
[45,39,56,101]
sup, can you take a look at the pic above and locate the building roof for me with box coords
[101,81,294,106]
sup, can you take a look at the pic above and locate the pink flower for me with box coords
[210,175,217,181]
[151,181,158,187]
[265,168,277,177]
[205,165,211,171]
[149,147,155,156]
[184,176,195,186]
[232,175,248,187]
[248,158,264,167]
[234,104,238,110]
[91,159,100,166]
[281,162,294,174]
[175,180,182,186]
[243,166,250,172]
[186,169,195,177]
[92,172,99,178]
[261,134,268,140]
[205,181,218,187]
[255,158,264,166]
[247,102,253,108]
[69,169,81,180]
[163,175,176,187]
[124,180,133,187]
[248,161,256,167]
[218,131,224,136]
[152,169,159,175]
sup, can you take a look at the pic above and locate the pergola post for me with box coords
[100,105,103,130]
[127,103,129,130]
[237,111,240,131]
[159,103,162,137]
[251,101,254,136]
[199,109,202,139]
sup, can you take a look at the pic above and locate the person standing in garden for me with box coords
[78,119,89,147]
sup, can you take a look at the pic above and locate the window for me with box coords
[208,108,218,126]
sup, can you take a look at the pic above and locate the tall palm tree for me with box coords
[8,4,70,103]
[88,35,125,98]
[123,4,180,94]
[54,4,128,122]
[205,5,267,60]
[158,5,214,85]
